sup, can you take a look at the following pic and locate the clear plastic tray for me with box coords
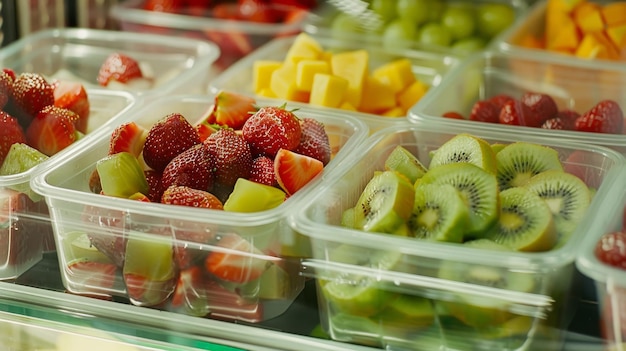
[291,122,626,350]
[0,28,220,96]
[409,49,626,152]
[30,94,368,323]
[0,89,136,281]
[210,34,461,133]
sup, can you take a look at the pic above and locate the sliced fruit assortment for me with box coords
[518,0,626,61]
[253,33,430,117]
[444,91,625,134]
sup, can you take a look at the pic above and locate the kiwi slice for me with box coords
[429,134,497,173]
[491,143,507,154]
[384,145,427,184]
[321,244,404,317]
[353,170,415,234]
[376,293,435,331]
[523,170,591,248]
[408,183,469,243]
[496,142,563,190]
[486,187,557,252]
[420,163,498,236]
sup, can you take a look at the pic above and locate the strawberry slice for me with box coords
[204,232,271,284]
[108,121,147,157]
[97,53,144,87]
[53,80,90,133]
[274,148,323,195]
[209,91,257,129]
[66,259,119,293]
[26,105,78,156]
[170,266,210,316]
[196,122,218,142]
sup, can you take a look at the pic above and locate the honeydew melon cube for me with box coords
[253,60,282,94]
[397,80,429,112]
[359,75,396,113]
[372,58,416,94]
[285,33,323,65]
[309,73,348,108]
[330,49,369,108]
[296,60,331,91]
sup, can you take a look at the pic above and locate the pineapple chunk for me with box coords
[296,60,331,92]
[397,80,429,112]
[381,106,405,117]
[309,73,348,108]
[359,75,396,113]
[257,88,277,98]
[285,33,323,65]
[270,64,301,100]
[339,101,357,111]
[372,59,416,94]
[330,49,369,108]
[253,60,282,94]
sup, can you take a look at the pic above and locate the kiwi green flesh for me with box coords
[420,163,498,236]
[429,133,495,172]
[384,145,427,184]
[496,142,563,190]
[524,170,591,247]
[409,183,468,243]
[353,171,415,234]
[487,187,556,252]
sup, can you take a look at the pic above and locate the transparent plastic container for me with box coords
[30,94,368,323]
[498,1,626,66]
[210,34,461,133]
[577,186,626,351]
[110,0,312,72]
[0,89,135,281]
[409,50,626,152]
[0,28,220,96]
[291,122,626,350]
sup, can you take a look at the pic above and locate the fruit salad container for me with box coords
[303,0,529,57]
[30,94,368,323]
[409,49,626,152]
[210,33,461,133]
[497,0,626,66]
[577,185,626,350]
[290,121,626,350]
[110,0,315,73]
[0,28,220,96]
[0,89,136,280]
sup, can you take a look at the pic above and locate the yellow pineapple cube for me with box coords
[330,49,369,108]
[359,75,396,113]
[339,101,357,111]
[381,106,405,117]
[372,58,416,94]
[397,80,429,112]
[253,60,283,94]
[270,64,301,100]
[296,60,331,92]
[285,33,323,65]
[309,73,348,108]
[257,88,277,98]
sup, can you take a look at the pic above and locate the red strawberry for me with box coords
[109,121,147,156]
[575,100,624,134]
[144,170,165,202]
[2,68,15,80]
[442,111,465,120]
[53,80,90,133]
[162,143,215,191]
[540,117,566,130]
[204,233,270,284]
[499,99,534,126]
[97,53,144,87]
[556,109,580,129]
[209,90,257,129]
[144,0,183,12]
[204,128,252,187]
[595,231,626,270]
[0,111,26,165]
[161,185,224,209]
[242,105,301,157]
[469,100,500,123]
[170,266,210,316]
[142,113,201,172]
[274,148,323,195]
[488,94,515,110]
[66,259,119,292]
[293,117,331,165]
[0,70,14,110]
[521,92,558,127]
[9,73,55,127]
[26,105,78,156]
[249,156,277,186]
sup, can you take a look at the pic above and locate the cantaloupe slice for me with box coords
[253,60,282,93]
[309,73,348,108]
[372,59,416,94]
[296,60,330,92]
[330,49,369,108]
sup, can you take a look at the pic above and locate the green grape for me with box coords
[396,0,430,25]
[330,13,364,36]
[418,22,452,47]
[427,0,446,22]
[451,36,487,55]
[382,19,418,51]
[441,6,476,41]
[476,3,516,39]
[370,0,396,22]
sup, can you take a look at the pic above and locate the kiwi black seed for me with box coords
[408,183,468,243]
[496,142,563,190]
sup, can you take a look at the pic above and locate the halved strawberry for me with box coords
[0,111,26,165]
[53,80,90,133]
[204,232,271,284]
[293,117,331,165]
[196,122,218,142]
[161,185,224,209]
[26,105,78,156]
[109,121,147,156]
[170,266,210,316]
[209,91,257,129]
[274,148,323,195]
[66,259,119,293]
[97,53,144,87]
